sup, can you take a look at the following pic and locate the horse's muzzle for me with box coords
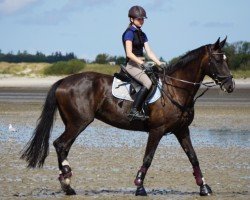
[221,77,235,93]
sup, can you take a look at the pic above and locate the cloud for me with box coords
[0,0,38,15]
[18,0,115,26]
[204,21,234,28]
[189,20,234,28]
[189,20,200,27]
[62,0,114,12]
[19,9,70,25]
[145,0,173,12]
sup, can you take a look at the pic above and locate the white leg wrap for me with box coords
[59,160,72,186]
[202,177,206,185]
[64,178,71,185]
[62,160,70,166]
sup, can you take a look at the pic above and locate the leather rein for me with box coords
[156,48,232,112]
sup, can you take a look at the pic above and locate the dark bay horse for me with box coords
[21,37,234,196]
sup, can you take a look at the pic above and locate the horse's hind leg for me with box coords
[134,127,164,196]
[53,119,93,195]
[175,127,212,196]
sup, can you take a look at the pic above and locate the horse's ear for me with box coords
[219,36,227,48]
[213,37,220,50]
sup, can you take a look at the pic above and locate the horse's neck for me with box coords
[166,61,205,107]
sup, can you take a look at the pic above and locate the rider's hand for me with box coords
[158,63,166,72]
[141,62,152,71]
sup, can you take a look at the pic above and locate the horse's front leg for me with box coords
[175,127,212,196]
[134,127,164,196]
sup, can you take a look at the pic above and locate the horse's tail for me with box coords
[20,79,63,168]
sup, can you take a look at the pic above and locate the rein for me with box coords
[153,46,233,112]
[164,74,215,87]
[164,74,217,106]
[154,56,220,112]
[157,69,217,112]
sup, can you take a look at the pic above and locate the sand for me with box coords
[0,75,249,199]
[0,74,250,88]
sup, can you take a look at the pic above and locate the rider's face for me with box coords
[131,18,144,27]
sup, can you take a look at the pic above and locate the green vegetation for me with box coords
[94,53,126,65]
[0,62,50,76]
[223,41,250,71]
[44,59,86,75]
[0,50,77,63]
[82,64,119,75]
[0,40,249,77]
[0,62,120,76]
[1,61,250,78]
[231,69,250,79]
[169,41,250,71]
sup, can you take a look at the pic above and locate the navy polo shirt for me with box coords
[122,25,148,57]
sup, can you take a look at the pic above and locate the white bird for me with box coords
[9,124,17,132]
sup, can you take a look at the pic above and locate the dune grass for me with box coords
[44,59,86,75]
[0,62,120,76]
[0,62,50,76]
[0,61,250,78]
[231,69,250,79]
[82,64,120,75]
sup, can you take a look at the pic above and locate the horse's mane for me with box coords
[166,44,209,75]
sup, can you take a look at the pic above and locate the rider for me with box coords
[122,5,165,120]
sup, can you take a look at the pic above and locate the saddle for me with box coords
[113,65,161,104]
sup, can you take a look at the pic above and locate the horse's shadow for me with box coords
[13,187,198,197]
[78,188,198,196]
[13,187,249,197]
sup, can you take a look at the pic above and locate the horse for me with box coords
[21,37,235,197]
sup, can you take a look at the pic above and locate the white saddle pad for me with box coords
[111,77,162,104]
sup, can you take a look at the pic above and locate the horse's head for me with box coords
[203,37,235,93]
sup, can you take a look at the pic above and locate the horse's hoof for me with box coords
[135,186,147,196]
[65,187,76,195]
[61,184,76,195]
[200,184,212,196]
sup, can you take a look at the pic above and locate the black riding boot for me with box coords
[128,86,149,121]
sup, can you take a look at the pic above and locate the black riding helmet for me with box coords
[128,6,147,19]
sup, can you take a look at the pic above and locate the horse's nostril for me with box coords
[228,85,234,93]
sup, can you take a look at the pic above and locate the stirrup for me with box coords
[128,110,149,121]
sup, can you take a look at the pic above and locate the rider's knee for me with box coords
[144,80,152,90]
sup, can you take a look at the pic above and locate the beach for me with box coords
[0,75,249,199]
[0,74,250,88]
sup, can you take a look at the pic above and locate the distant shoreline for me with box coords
[0,74,250,88]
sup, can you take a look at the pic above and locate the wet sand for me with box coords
[1,142,249,200]
[0,79,250,199]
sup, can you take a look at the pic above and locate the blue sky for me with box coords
[0,0,249,61]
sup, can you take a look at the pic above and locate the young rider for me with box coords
[122,5,165,120]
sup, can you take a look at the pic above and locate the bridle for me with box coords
[155,46,233,111]
[161,46,233,87]
[207,48,233,89]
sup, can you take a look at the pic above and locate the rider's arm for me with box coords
[144,42,162,66]
[125,40,144,65]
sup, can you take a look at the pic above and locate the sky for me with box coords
[0,0,249,61]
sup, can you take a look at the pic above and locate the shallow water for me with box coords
[0,120,249,149]
[0,88,249,199]
[1,86,249,149]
